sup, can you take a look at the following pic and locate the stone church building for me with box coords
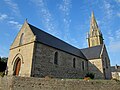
[7,12,112,79]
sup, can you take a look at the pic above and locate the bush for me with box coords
[85,72,95,79]
[0,72,5,77]
[0,57,7,72]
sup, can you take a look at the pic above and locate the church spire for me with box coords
[25,18,28,23]
[87,12,103,47]
[90,11,99,32]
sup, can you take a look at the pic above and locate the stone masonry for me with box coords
[0,76,120,90]
[7,21,36,77]
[7,12,112,79]
[31,43,87,78]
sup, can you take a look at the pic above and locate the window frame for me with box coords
[73,58,76,68]
[82,61,85,71]
[19,33,24,45]
[54,52,58,65]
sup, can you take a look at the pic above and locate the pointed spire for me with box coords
[25,18,28,23]
[91,12,96,24]
[90,11,98,31]
[88,12,104,47]
[91,11,95,20]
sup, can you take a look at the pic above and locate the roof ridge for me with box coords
[28,23,80,49]
[81,44,103,59]
[28,23,87,59]
[81,44,103,50]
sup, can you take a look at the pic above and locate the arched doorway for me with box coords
[13,58,21,76]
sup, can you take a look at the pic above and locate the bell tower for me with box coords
[87,12,104,47]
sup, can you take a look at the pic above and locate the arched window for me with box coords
[105,57,108,68]
[92,39,94,46]
[54,52,58,65]
[82,61,85,71]
[92,31,95,36]
[19,33,24,45]
[73,58,76,68]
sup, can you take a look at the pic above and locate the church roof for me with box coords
[28,23,87,60]
[81,44,103,60]
[111,65,120,72]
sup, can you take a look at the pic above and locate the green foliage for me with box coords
[85,72,95,79]
[0,57,8,72]
[0,57,8,63]
[0,72,5,77]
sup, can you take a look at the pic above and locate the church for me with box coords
[7,12,112,79]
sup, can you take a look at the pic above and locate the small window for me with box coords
[92,39,94,46]
[105,57,108,68]
[82,61,85,71]
[73,58,76,68]
[54,52,58,65]
[92,31,94,36]
[19,33,24,45]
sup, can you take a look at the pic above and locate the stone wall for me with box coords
[112,72,120,80]
[1,76,120,90]
[88,59,104,79]
[0,77,1,90]
[10,21,35,49]
[89,36,102,47]
[7,42,35,77]
[31,43,87,78]
[7,21,35,77]
[88,45,112,79]
[101,45,112,79]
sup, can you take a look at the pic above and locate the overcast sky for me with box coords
[0,0,120,66]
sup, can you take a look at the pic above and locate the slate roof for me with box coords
[111,66,120,72]
[81,44,103,60]
[28,23,87,59]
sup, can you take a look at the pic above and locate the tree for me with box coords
[0,57,8,72]
[0,56,1,61]
[1,57,8,63]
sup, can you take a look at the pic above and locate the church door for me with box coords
[14,58,21,76]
